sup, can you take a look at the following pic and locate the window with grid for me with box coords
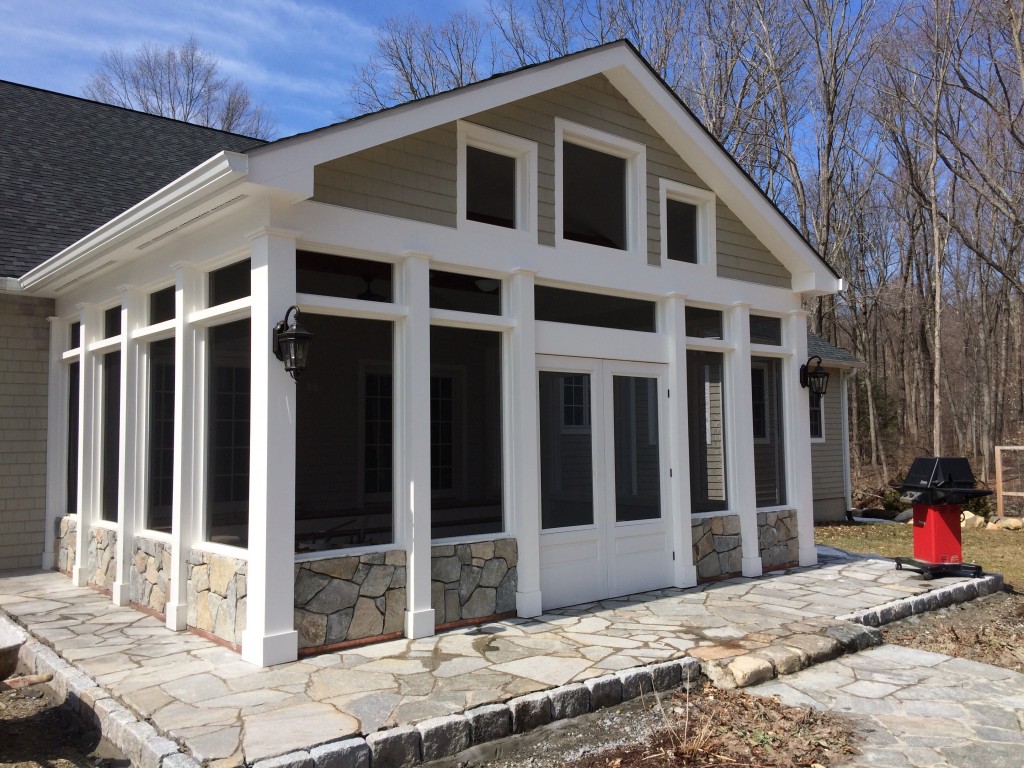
[561,374,591,430]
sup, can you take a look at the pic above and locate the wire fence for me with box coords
[994,447,1024,517]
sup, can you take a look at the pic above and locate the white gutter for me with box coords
[20,151,250,295]
[1,277,21,293]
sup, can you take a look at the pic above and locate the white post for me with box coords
[787,311,817,566]
[664,295,697,587]
[242,229,300,666]
[728,303,761,578]
[508,270,542,617]
[166,264,202,631]
[42,317,67,570]
[72,304,99,587]
[399,253,436,638]
[840,370,853,514]
[112,288,143,606]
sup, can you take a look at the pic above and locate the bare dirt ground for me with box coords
[0,675,127,768]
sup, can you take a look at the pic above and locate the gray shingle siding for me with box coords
[0,81,265,278]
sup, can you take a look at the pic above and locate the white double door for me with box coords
[537,356,672,610]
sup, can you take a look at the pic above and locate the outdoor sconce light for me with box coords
[799,355,830,397]
[273,305,313,380]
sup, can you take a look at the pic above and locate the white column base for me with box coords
[71,565,88,588]
[165,602,187,632]
[241,628,298,667]
[111,581,130,606]
[405,608,436,639]
[741,556,763,578]
[799,546,818,567]
[673,565,698,589]
[515,589,542,618]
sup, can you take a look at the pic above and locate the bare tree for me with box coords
[84,35,275,139]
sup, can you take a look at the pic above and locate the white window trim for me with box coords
[810,393,826,443]
[660,178,716,269]
[555,118,646,258]
[457,121,537,240]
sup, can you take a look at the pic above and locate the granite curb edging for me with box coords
[5,613,197,768]
[838,572,1003,627]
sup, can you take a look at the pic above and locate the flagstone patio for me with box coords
[0,549,1002,767]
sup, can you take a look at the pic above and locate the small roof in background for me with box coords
[0,81,264,279]
[807,330,863,367]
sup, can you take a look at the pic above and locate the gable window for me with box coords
[563,142,626,249]
[458,122,536,235]
[466,147,516,228]
[809,394,825,440]
[660,180,716,268]
[556,119,645,255]
[666,199,697,263]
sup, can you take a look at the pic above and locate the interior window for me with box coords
[563,142,626,250]
[466,146,516,228]
[809,394,824,439]
[666,199,698,263]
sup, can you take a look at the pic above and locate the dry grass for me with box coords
[814,521,1024,590]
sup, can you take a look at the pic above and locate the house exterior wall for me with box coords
[312,75,791,288]
[130,537,172,615]
[811,368,849,522]
[0,291,52,571]
[187,550,247,647]
[757,509,799,569]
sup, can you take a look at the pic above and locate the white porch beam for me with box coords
[787,311,817,566]
[663,295,697,588]
[728,304,762,578]
[43,317,68,570]
[242,230,300,666]
[72,304,100,587]
[400,253,436,638]
[508,270,542,617]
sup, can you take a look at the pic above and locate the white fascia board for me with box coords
[20,151,250,296]
[603,62,842,296]
[246,44,640,195]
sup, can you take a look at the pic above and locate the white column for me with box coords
[112,288,144,606]
[242,229,300,666]
[72,304,100,587]
[663,295,697,587]
[399,253,436,638]
[166,265,203,631]
[42,317,67,570]
[787,311,816,566]
[728,303,761,578]
[841,370,853,514]
[507,270,542,617]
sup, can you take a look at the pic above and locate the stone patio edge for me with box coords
[3,570,1004,768]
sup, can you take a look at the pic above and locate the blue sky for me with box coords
[1,0,482,137]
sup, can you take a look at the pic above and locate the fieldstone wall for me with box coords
[294,550,407,650]
[86,526,117,590]
[758,509,799,569]
[130,537,171,615]
[431,538,517,625]
[692,515,742,581]
[187,550,246,646]
[55,515,76,574]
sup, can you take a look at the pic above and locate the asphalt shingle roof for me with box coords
[808,330,861,365]
[0,81,265,279]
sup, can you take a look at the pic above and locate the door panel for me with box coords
[539,357,671,609]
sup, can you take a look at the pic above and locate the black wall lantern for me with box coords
[273,305,313,380]
[799,355,830,396]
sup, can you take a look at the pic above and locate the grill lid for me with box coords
[895,457,991,504]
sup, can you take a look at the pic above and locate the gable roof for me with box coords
[245,40,841,293]
[0,81,264,278]
[808,331,863,368]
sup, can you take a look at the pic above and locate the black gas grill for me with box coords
[896,457,992,506]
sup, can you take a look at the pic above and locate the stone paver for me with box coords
[0,550,1002,766]
[749,644,1024,767]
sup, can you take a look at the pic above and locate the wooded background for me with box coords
[348,0,1024,495]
